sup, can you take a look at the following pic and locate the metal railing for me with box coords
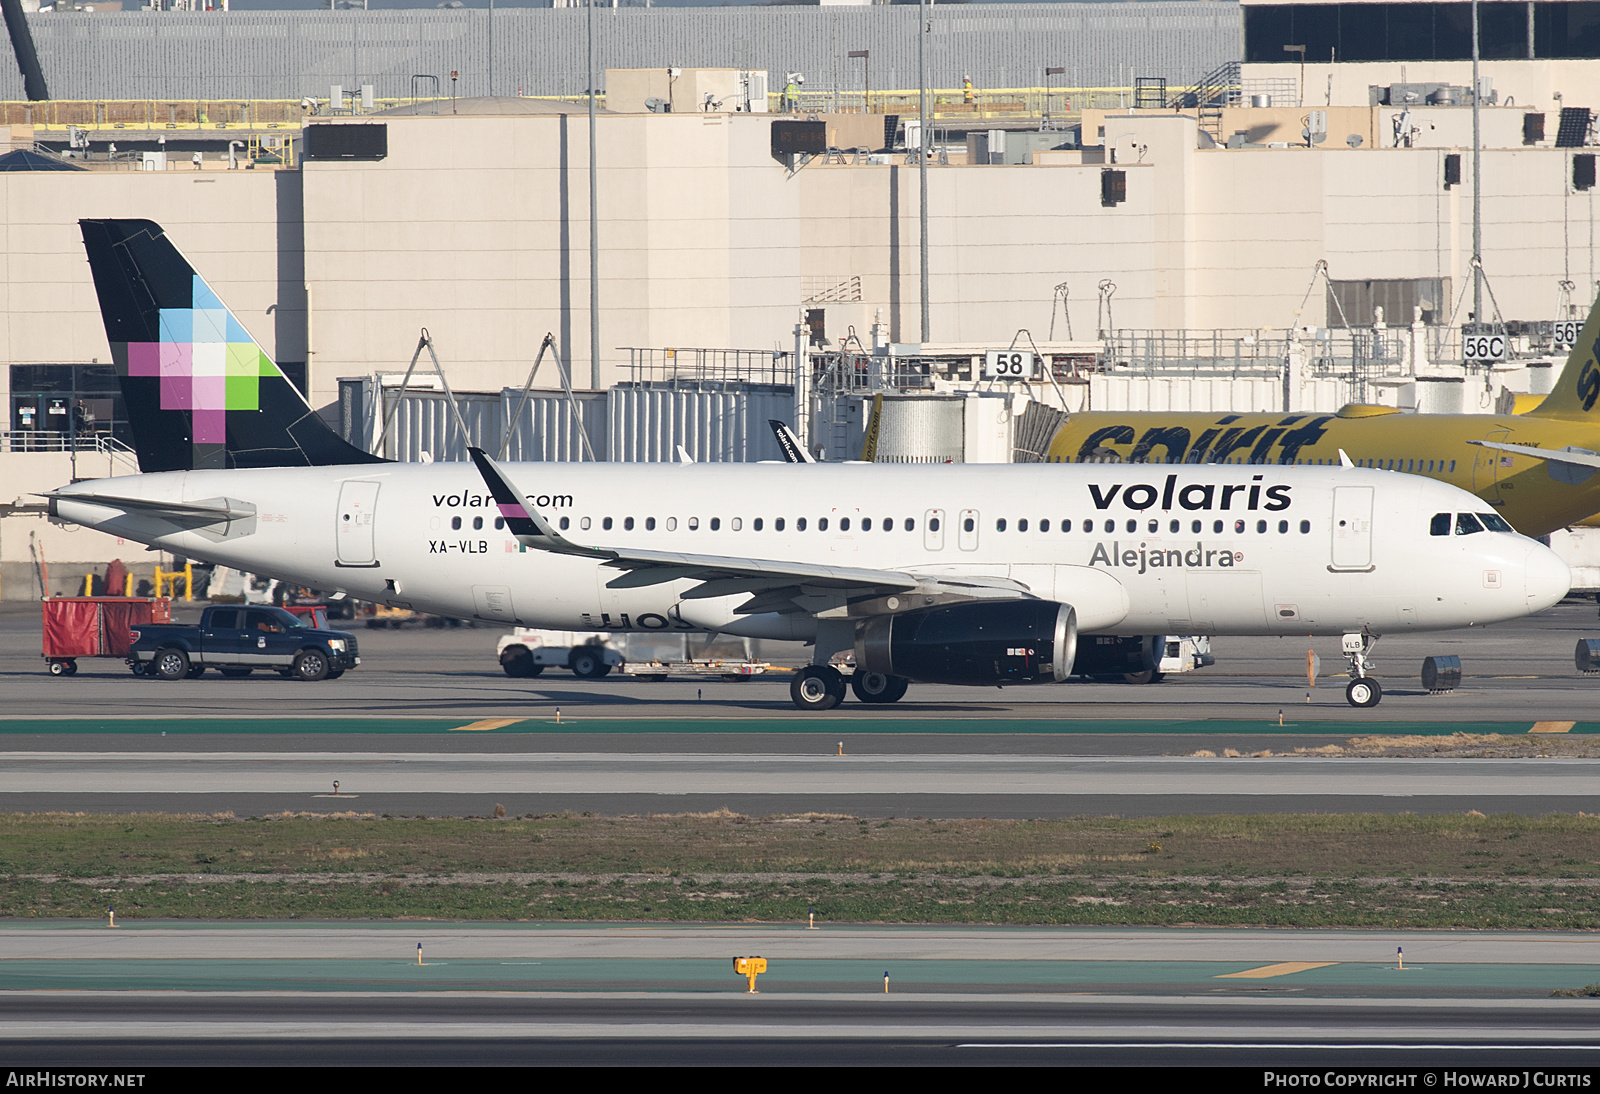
[2,94,590,131]
[1103,327,1410,379]
[776,86,1139,121]
[624,346,794,388]
[2,431,140,474]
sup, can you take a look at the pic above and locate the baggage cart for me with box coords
[41,596,172,675]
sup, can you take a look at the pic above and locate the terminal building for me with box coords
[0,0,1597,596]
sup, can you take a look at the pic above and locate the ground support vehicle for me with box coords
[41,596,171,675]
[622,658,770,682]
[128,605,359,681]
[496,628,624,680]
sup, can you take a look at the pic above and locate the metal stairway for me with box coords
[1168,61,1241,141]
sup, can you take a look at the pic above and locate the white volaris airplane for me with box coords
[48,220,1571,710]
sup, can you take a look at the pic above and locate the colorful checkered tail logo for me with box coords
[79,218,385,473]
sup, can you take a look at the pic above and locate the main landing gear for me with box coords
[1341,632,1382,708]
[791,665,847,711]
[789,667,911,710]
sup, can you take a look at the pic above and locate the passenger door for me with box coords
[1330,486,1374,571]
[336,481,381,567]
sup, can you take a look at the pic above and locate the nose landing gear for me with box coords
[1342,632,1382,707]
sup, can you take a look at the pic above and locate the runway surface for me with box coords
[4,750,1600,816]
[7,607,1600,1063]
[6,600,1600,723]
[5,927,1600,1065]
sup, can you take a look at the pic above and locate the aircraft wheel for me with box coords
[186,664,206,678]
[791,666,845,711]
[1345,677,1383,708]
[153,648,191,681]
[1121,669,1165,685]
[292,649,330,682]
[850,671,908,704]
[500,647,537,678]
[570,649,607,679]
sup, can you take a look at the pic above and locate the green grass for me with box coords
[9,811,1600,926]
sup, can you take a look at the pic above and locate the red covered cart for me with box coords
[41,597,172,676]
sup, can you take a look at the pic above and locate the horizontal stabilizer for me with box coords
[42,490,255,523]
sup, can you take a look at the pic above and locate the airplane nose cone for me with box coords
[1525,542,1571,613]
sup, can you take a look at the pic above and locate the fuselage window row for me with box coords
[541,514,1312,537]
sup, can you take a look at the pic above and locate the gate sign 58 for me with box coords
[984,351,1035,379]
[1463,332,1507,362]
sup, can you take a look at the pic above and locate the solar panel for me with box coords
[1554,107,1592,149]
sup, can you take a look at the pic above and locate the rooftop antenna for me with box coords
[373,329,475,461]
[500,333,596,462]
[1049,282,1072,341]
[1096,279,1117,339]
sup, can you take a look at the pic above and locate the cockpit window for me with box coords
[1478,512,1513,533]
[1430,513,1451,536]
[1455,512,1485,535]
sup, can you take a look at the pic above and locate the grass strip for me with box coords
[2,810,1600,927]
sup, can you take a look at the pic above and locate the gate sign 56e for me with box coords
[984,351,1035,379]
[1462,331,1507,362]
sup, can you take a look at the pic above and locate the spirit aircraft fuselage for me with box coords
[50,460,1568,639]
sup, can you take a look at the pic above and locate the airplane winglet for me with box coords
[768,419,816,464]
[466,447,614,560]
[676,445,695,465]
[1338,449,1354,468]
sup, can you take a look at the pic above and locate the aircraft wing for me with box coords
[467,447,1029,615]
[1465,440,1600,471]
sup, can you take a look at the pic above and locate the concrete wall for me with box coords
[0,167,298,368]
[298,112,799,405]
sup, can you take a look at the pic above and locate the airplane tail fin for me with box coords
[78,219,385,472]
[1526,290,1600,422]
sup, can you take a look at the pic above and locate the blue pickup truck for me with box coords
[128,605,360,681]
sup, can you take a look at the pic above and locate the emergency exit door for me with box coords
[336,481,381,567]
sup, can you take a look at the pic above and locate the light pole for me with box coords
[1282,43,1305,106]
[588,0,600,392]
[1471,0,1483,324]
[918,0,929,343]
[1044,65,1064,128]
[849,49,869,114]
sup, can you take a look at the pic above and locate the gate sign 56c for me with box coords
[984,351,1035,379]
[1462,332,1507,362]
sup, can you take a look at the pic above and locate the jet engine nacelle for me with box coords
[1070,633,1165,678]
[854,600,1077,687]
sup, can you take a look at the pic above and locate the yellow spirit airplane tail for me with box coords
[1527,292,1600,423]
